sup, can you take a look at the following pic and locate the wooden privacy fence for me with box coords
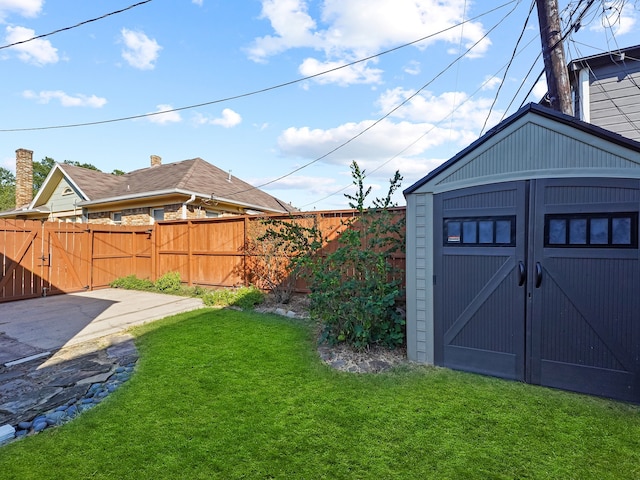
[0,208,405,303]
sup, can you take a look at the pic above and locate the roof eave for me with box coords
[77,188,288,214]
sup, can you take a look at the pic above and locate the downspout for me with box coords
[182,194,196,219]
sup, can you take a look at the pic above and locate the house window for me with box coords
[112,212,122,224]
[205,210,219,218]
[151,208,164,223]
[61,186,74,196]
[544,212,638,248]
[443,216,516,246]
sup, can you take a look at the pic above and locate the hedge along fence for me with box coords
[0,208,406,302]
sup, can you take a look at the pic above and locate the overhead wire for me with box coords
[517,0,599,110]
[567,4,640,137]
[0,0,153,51]
[302,36,544,209]
[300,2,530,208]
[306,0,607,208]
[448,0,468,145]
[479,0,537,136]
[229,0,524,200]
[0,0,520,132]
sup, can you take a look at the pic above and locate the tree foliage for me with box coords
[0,167,16,211]
[259,161,406,350]
[310,162,405,349]
[0,157,106,211]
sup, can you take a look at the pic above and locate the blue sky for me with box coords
[1,0,638,209]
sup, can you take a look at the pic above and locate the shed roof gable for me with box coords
[404,103,640,196]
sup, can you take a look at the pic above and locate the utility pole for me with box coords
[536,0,573,115]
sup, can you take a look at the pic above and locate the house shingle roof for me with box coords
[61,158,295,213]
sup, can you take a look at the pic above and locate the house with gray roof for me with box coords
[2,149,296,224]
[542,44,640,141]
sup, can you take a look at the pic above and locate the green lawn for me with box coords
[1,309,638,479]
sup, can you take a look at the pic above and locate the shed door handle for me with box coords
[535,262,543,288]
[518,261,526,286]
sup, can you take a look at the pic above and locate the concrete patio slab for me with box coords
[0,289,204,358]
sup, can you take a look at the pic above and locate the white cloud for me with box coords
[247,0,319,61]
[5,25,58,65]
[263,174,339,194]
[298,57,383,85]
[375,87,500,131]
[192,0,203,5]
[531,78,547,102]
[590,2,637,36]
[0,0,43,20]
[147,104,182,124]
[404,60,421,76]
[120,28,161,70]
[481,76,502,91]
[277,118,468,168]
[274,86,509,192]
[247,0,490,85]
[193,109,242,128]
[23,90,107,108]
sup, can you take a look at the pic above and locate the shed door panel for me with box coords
[530,178,640,402]
[434,181,528,381]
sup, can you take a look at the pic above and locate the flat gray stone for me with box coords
[76,370,114,386]
[0,334,45,365]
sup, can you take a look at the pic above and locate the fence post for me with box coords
[151,224,158,281]
[244,216,250,287]
[187,220,193,286]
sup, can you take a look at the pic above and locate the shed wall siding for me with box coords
[406,192,433,363]
[589,61,640,142]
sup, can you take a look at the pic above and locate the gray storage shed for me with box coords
[404,103,640,402]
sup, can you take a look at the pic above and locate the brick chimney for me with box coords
[15,148,34,207]
[150,155,162,167]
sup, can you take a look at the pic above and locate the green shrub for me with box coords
[261,161,405,350]
[201,286,264,310]
[110,275,155,291]
[231,286,265,310]
[154,271,183,293]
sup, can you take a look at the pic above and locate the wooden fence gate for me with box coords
[0,221,90,301]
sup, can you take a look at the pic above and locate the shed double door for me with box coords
[434,179,640,402]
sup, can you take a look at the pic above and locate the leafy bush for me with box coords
[255,214,323,303]
[154,271,183,293]
[262,161,406,350]
[201,286,265,310]
[110,275,155,291]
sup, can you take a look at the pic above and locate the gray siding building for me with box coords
[569,44,640,142]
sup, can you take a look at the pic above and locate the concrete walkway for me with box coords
[0,288,204,356]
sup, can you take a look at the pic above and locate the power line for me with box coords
[297,4,531,208]
[516,0,599,110]
[480,0,536,135]
[303,37,543,209]
[228,0,523,199]
[0,0,519,132]
[0,0,153,51]
[305,0,604,208]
